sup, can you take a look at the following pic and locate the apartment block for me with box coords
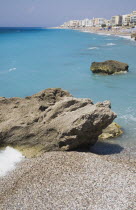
[111,15,122,26]
[122,14,131,26]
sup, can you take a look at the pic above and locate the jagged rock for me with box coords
[99,122,123,140]
[0,88,116,157]
[131,33,136,40]
[90,60,129,75]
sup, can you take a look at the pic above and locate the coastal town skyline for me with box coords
[0,0,136,27]
[60,10,136,28]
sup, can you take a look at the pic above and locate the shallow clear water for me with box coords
[0,28,136,150]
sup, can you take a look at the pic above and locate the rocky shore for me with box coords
[0,88,136,209]
[131,33,136,40]
[0,88,116,157]
[0,27,136,210]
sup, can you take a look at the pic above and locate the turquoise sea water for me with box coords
[0,28,136,153]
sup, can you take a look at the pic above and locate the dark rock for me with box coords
[131,33,136,40]
[90,60,129,75]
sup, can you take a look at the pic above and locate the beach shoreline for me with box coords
[56,26,136,40]
[0,150,136,209]
[0,27,136,210]
[79,28,135,41]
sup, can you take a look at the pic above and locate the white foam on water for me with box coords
[106,43,116,46]
[0,146,24,177]
[82,31,91,33]
[106,39,114,41]
[119,114,136,122]
[115,35,135,41]
[88,47,99,50]
[97,33,111,36]
[9,68,16,72]
[104,34,111,36]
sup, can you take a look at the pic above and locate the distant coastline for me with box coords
[56,26,136,40]
[0,27,47,31]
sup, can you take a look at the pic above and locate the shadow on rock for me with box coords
[76,141,124,155]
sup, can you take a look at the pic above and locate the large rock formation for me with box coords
[99,122,123,140]
[90,60,129,75]
[0,88,116,156]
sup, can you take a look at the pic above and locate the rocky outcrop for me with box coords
[99,122,123,140]
[131,33,136,40]
[0,88,116,156]
[90,60,129,75]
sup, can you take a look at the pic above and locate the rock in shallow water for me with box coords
[90,60,129,75]
[131,33,136,40]
[0,88,117,157]
[99,122,123,140]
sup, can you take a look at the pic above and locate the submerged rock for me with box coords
[90,60,129,75]
[0,88,116,157]
[99,122,123,140]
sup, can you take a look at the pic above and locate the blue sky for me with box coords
[0,0,136,27]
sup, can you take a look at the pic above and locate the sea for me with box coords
[0,28,136,175]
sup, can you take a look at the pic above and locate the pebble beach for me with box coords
[0,145,136,210]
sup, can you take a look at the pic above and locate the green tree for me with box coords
[101,24,106,28]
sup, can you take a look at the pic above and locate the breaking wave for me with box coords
[9,68,16,72]
[119,114,136,122]
[0,147,24,177]
[88,47,99,50]
[106,43,116,46]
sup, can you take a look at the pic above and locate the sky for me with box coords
[0,0,136,27]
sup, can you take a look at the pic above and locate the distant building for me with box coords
[130,11,136,25]
[93,18,106,27]
[105,19,112,26]
[61,10,136,29]
[69,20,79,27]
[130,15,136,25]
[78,19,92,27]
[111,15,122,26]
[62,20,80,28]
[132,11,136,15]
[122,14,131,26]
[86,19,94,27]
[80,19,89,27]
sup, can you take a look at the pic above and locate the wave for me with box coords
[9,67,16,72]
[119,114,136,122]
[0,146,24,177]
[98,33,110,36]
[104,34,111,36]
[88,47,99,50]
[115,35,136,42]
[115,35,131,39]
[106,43,116,46]
[82,31,89,33]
